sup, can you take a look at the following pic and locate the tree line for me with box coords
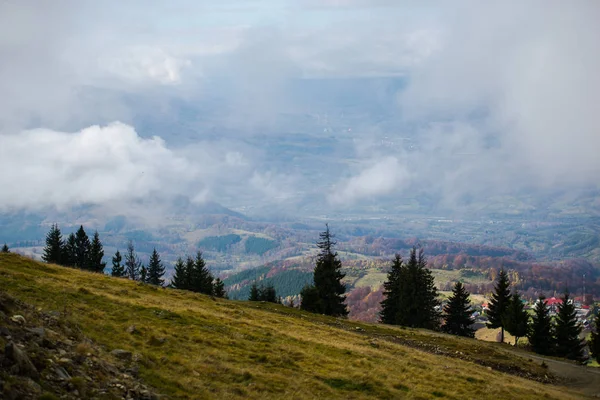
[40,224,226,298]
[378,252,597,362]
[30,223,600,364]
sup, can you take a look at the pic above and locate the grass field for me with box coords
[0,253,587,399]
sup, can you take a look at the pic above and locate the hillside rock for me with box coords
[111,349,133,361]
[0,291,162,400]
[3,342,39,379]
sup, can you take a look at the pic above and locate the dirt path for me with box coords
[501,348,600,398]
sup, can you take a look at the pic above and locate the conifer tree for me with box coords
[300,285,321,313]
[442,281,475,337]
[554,292,585,361]
[63,233,77,267]
[590,312,600,363]
[1,243,9,253]
[74,225,91,270]
[380,254,404,325]
[502,293,529,346]
[192,251,214,295]
[394,247,440,330]
[88,231,106,273]
[414,248,440,329]
[146,248,165,286]
[260,284,277,303]
[171,258,189,290]
[42,224,64,264]
[124,241,141,281]
[111,250,126,277]
[213,278,227,298]
[249,283,260,301]
[140,265,147,283]
[486,269,511,343]
[528,297,554,355]
[312,224,347,317]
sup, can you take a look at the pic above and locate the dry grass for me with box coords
[0,253,584,399]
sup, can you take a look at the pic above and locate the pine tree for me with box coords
[394,247,440,330]
[249,283,260,301]
[380,254,404,325]
[74,225,91,270]
[42,224,64,264]
[590,312,600,363]
[63,233,77,267]
[192,251,213,295]
[486,269,511,343]
[111,250,126,277]
[300,285,321,313]
[502,293,529,346]
[124,241,141,281]
[260,284,277,303]
[442,281,475,337]
[554,292,585,361]
[312,224,347,317]
[140,265,147,283]
[88,231,106,273]
[414,248,440,329]
[1,243,9,253]
[528,297,554,355]
[146,248,165,286]
[213,278,227,298]
[171,258,189,290]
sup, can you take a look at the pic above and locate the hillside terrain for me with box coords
[0,253,597,399]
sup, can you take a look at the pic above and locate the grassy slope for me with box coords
[0,254,584,399]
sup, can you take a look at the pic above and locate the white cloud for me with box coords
[398,2,600,191]
[99,46,192,85]
[329,157,409,205]
[0,122,200,211]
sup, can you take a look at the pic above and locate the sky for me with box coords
[0,0,599,219]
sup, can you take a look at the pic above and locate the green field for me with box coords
[0,253,590,399]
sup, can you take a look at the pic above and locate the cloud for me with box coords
[1,0,599,218]
[398,2,600,191]
[0,122,201,211]
[329,157,409,205]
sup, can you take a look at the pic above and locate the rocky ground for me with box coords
[0,291,162,399]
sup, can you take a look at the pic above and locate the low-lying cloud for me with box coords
[0,123,200,211]
[1,1,599,217]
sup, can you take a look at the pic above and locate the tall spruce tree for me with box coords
[63,233,77,267]
[528,297,554,355]
[300,285,321,313]
[42,224,64,264]
[415,248,440,329]
[192,251,214,295]
[502,293,529,346]
[88,231,106,273]
[486,269,511,343]
[590,312,600,363]
[140,265,147,283]
[394,247,440,330]
[1,243,9,253]
[380,254,404,325]
[170,257,189,290]
[260,284,278,303]
[312,224,347,317]
[124,241,142,281]
[111,250,126,277]
[213,278,227,298]
[249,283,260,301]
[146,248,165,286]
[442,281,475,337]
[74,226,91,270]
[554,292,585,361]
